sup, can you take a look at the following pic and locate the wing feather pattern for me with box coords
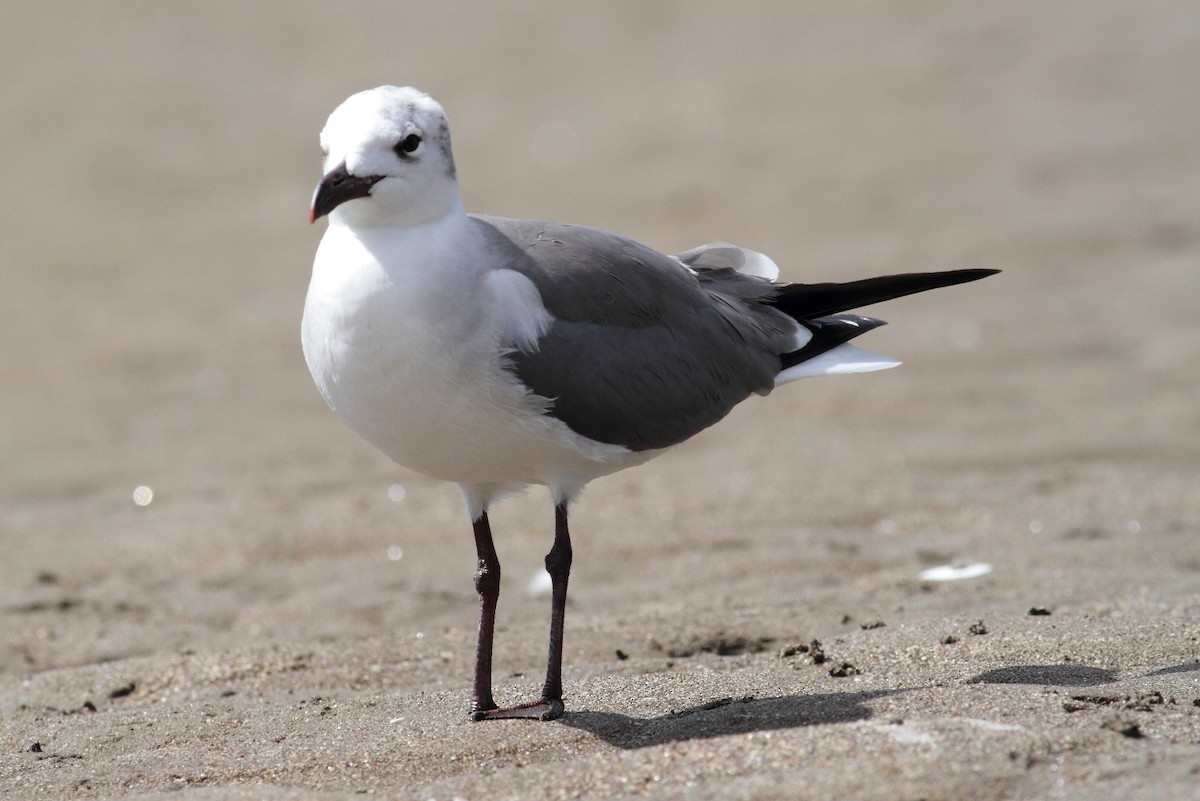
[470,216,996,451]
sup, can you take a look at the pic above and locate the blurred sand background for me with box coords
[1,1,1198,799]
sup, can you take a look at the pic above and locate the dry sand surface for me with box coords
[2,2,1199,799]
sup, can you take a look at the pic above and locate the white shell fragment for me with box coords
[918,562,993,582]
[527,568,554,598]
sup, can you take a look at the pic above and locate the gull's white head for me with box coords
[310,86,461,228]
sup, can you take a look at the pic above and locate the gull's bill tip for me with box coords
[309,161,383,223]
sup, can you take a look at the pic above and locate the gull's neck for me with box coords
[318,198,481,296]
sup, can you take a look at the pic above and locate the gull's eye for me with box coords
[395,133,423,158]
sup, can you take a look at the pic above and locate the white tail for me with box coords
[775,343,900,385]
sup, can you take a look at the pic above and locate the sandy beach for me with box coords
[2,2,1198,798]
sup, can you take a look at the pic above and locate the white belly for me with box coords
[301,221,644,495]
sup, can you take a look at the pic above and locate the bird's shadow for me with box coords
[556,660,1198,748]
[557,689,900,749]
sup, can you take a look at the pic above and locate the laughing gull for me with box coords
[302,86,997,721]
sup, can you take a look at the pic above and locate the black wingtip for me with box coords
[772,268,1001,320]
[948,268,1001,282]
[781,314,889,369]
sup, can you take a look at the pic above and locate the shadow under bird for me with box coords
[302,86,998,721]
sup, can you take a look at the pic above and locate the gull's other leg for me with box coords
[470,512,501,719]
[538,501,572,715]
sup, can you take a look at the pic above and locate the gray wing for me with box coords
[469,215,799,451]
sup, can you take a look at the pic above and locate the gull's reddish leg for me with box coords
[470,512,500,718]
[539,502,572,712]
[472,502,572,721]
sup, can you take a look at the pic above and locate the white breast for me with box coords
[301,214,642,496]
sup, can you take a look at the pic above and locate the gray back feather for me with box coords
[470,216,798,451]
